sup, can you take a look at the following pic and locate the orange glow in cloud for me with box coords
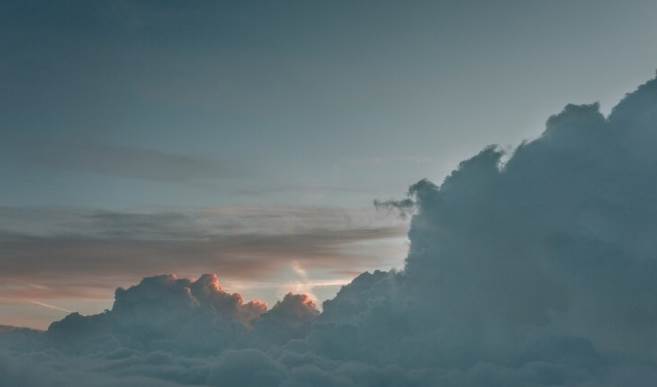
[289,261,317,302]
[284,261,355,303]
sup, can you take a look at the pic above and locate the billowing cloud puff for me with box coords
[254,293,319,345]
[4,75,657,385]
[48,274,269,353]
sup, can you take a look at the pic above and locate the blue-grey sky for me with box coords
[3,0,657,209]
[2,0,657,328]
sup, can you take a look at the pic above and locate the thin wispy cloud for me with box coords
[27,301,72,314]
[19,140,248,183]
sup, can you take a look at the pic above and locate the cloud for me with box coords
[0,206,405,310]
[254,293,319,345]
[18,140,247,183]
[47,273,270,355]
[207,349,288,387]
[302,76,657,380]
[5,75,657,385]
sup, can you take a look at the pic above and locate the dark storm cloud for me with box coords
[5,76,657,386]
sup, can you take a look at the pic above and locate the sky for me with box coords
[2,0,657,329]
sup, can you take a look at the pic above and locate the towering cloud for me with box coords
[4,76,657,386]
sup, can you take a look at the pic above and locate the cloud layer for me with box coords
[4,76,657,385]
[0,205,405,328]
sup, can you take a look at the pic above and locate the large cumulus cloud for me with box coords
[4,76,657,385]
[304,76,657,383]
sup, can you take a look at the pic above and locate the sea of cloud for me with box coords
[3,76,657,386]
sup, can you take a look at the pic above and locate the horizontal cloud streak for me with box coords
[0,206,407,311]
[0,226,404,277]
[17,140,247,183]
